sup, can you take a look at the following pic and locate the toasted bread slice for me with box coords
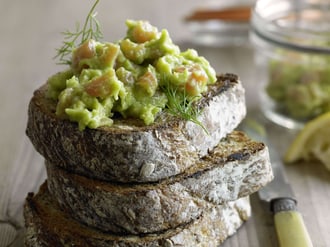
[45,131,272,234]
[26,74,246,183]
[24,183,251,247]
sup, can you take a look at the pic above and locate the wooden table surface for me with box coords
[0,1,329,246]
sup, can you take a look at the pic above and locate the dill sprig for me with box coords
[54,0,103,65]
[160,75,208,133]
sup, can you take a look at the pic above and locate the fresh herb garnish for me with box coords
[54,0,103,65]
[160,75,208,133]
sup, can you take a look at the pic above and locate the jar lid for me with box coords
[251,0,330,54]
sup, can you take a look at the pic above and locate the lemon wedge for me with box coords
[284,111,330,171]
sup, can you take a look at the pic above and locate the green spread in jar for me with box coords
[47,18,217,130]
[267,51,330,120]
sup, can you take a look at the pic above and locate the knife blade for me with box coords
[241,116,313,247]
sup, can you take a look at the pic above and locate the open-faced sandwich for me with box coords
[24,2,273,246]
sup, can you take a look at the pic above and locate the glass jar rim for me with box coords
[251,0,330,54]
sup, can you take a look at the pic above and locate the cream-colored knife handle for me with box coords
[273,198,313,247]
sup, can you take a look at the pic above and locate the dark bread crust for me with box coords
[26,74,246,183]
[46,131,273,234]
[24,183,251,247]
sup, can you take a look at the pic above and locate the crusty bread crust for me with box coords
[24,183,251,247]
[26,74,246,183]
[46,131,273,234]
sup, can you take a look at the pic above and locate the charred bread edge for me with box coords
[26,73,246,183]
[24,183,251,247]
[45,131,273,234]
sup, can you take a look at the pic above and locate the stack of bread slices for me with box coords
[24,73,273,247]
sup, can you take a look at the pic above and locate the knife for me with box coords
[241,116,313,247]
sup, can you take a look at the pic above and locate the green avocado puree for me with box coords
[267,51,330,120]
[47,20,217,130]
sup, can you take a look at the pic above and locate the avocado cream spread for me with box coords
[47,20,217,130]
[267,53,330,120]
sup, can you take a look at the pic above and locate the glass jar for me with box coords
[250,0,330,129]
